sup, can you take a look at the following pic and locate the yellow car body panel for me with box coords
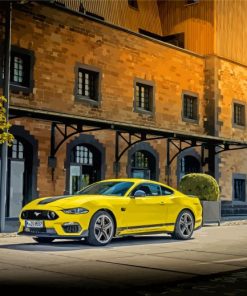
[18,178,202,241]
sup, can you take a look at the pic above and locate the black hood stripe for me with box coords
[38,195,74,205]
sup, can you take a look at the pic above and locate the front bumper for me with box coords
[18,228,88,239]
[18,207,92,238]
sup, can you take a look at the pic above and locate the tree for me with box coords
[0,95,14,144]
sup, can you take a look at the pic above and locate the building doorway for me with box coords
[128,143,159,181]
[66,134,105,195]
[0,134,37,218]
[69,144,101,194]
[179,155,201,180]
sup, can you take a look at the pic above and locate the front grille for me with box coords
[62,223,81,233]
[24,227,47,234]
[21,210,59,220]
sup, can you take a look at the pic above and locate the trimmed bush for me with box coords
[179,173,220,201]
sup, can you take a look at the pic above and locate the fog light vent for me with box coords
[62,223,81,233]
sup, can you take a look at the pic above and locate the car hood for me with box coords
[27,194,107,209]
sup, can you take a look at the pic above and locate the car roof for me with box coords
[97,178,173,187]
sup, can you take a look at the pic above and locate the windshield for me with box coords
[77,181,134,196]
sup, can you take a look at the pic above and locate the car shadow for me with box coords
[0,234,193,252]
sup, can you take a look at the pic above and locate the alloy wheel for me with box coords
[94,214,114,244]
[178,212,193,238]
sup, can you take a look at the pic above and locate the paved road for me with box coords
[0,224,247,295]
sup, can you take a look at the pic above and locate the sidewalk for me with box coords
[220,215,247,225]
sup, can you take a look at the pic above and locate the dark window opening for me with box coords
[233,103,245,126]
[234,179,246,202]
[183,94,198,121]
[139,29,184,49]
[179,154,201,181]
[181,155,200,175]
[77,68,99,101]
[185,0,199,5]
[139,29,164,42]
[135,82,153,112]
[163,33,185,48]
[128,0,138,9]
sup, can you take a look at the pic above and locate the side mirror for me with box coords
[133,190,146,198]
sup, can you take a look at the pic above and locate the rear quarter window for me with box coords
[161,186,174,195]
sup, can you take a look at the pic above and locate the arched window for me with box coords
[132,151,149,169]
[71,145,93,165]
[10,139,24,159]
[130,150,156,180]
[66,135,105,195]
[69,144,102,194]
[180,155,201,179]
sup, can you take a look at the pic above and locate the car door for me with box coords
[123,182,169,231]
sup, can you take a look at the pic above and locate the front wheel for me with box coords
[33,237,54,244]
[172,210,194,240]
[86,211,115,246]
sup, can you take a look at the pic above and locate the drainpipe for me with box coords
[0,2,12,232]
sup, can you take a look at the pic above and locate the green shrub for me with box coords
[179,173,220,201]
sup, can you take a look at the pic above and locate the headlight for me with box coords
[62,208,89,214]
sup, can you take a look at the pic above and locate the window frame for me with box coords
[232,173,246,202]
[182,91,199,123]
[0,45,34,93]
[233,101,246,128]
[74,63,101,106]
[134,78,155,115]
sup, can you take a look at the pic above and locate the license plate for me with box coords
[25,220,44,228]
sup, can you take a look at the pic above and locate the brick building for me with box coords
[1,0,247,229]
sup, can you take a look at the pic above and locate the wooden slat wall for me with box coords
[157,0,214,55]
[55,0,162,35]
[215,0,247,65]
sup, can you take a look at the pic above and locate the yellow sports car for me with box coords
[18,178,202,246]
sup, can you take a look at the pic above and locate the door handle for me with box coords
[160,201,165,205]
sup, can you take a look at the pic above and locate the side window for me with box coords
[131,183,161,196]
[161,186,174,196]
[148,184,161,196]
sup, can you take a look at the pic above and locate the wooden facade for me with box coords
[56,0,247,65]
[215,0,247,65]
[56,0,162,35]
[157,0,214,55]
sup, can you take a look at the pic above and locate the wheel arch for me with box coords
[93,209,117,235]
[178,208,195,224]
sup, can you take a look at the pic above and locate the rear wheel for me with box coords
[33,237,54,244]
[172,210,194,240]
[86,211,115,246]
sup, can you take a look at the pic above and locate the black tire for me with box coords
[172,210,194,240]
[33,237,54,244]
[86,211,115,246]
